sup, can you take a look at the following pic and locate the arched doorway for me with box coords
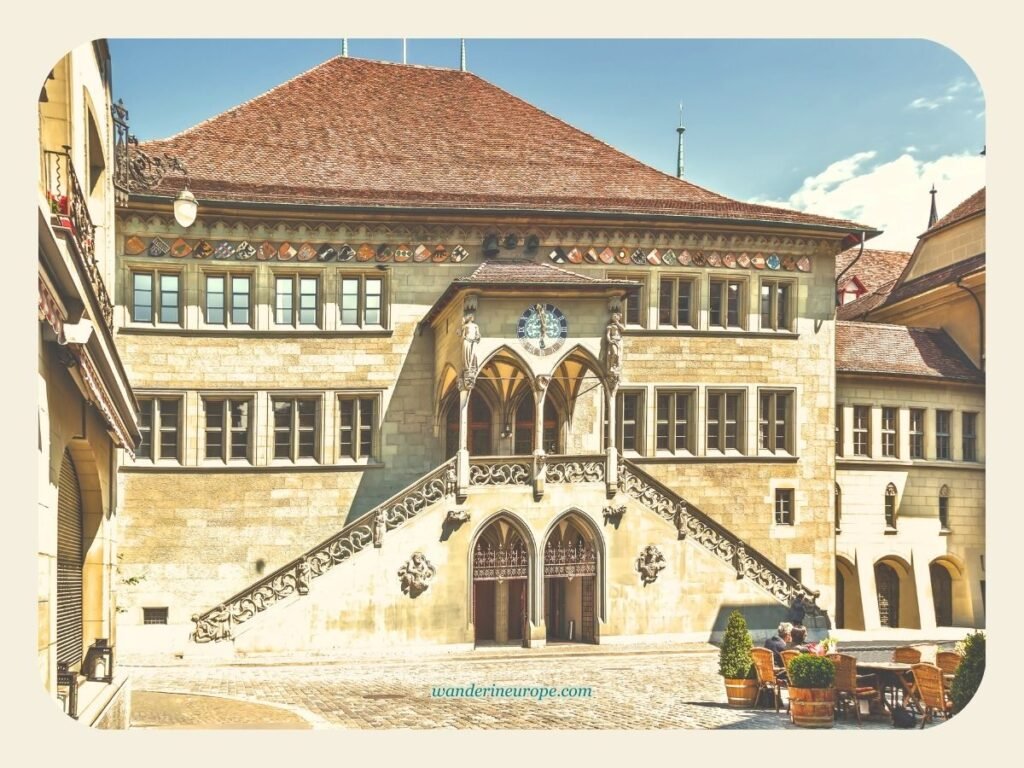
[513,394,561,454]
[835,568,845,628]
[835,556,864,630]
[543,514,599,643]
[56,449,84,667]
[930,562,954,627]
[444,390,496,458]
[875,562,900,628]
[472,516,531,647]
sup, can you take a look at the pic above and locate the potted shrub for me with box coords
[788,653,836,728]
[718,609,757,707]
[950,630,985,714]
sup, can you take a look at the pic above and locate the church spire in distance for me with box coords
[928,184,939,228]
[676,104,686,179]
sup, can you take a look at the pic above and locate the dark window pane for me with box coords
[726,282,740,326]
[624,286,641,325]
[658,280,673,326]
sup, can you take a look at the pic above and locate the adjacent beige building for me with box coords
[38,40,139,725]
[834,189,986,631]
[111,57,879,658]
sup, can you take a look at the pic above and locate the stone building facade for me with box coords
[112,56,880,657]
[38,40,138,724]
[834,189,986,631]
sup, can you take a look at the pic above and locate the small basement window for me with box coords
[143,607,169,625]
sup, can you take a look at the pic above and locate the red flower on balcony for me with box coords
[46,190,69,215]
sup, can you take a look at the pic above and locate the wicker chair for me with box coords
[890,646,923,706]
[829,653,882,725]
[911,663,953,727]
[751,647,788,713]
[780,649,801,676]
[892,646,922,664]
[936,651,962,680]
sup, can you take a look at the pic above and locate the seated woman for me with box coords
[788,625,809,651]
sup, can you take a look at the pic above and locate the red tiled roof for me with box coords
[138,57,877,233]
[923,187,985,237]
[836,279,897,321]
[421,260,637,325]
[835,248,911,293]
[836,321,982,382]
[885,253,985,306]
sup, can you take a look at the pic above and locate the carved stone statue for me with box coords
[602,504,627,525]
[373,512,387,548]
[605,311,625,379]
[296,558,310,595]
[461,313,481,372]
[635,545,666,585]
[733,540,747,579]
[444,466,458,496]
[673,501,689,540]
[398,552,437,597]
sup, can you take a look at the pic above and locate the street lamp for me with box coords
[112,99,198,227]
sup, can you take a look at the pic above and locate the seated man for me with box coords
[788,625,808,650]
[764,622,793,668]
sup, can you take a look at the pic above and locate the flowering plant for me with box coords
[807,636,837,656]
[46,190,69,215]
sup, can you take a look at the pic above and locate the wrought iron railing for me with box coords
[43,149,113,332]
[191,458,456,642]
[618,457,824,614]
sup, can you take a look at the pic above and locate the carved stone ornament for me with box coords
[733,540,748,580]
[373,512,387,548]
[635,545,666,585]
[602,505,627,525]
[398,552,437,597]
[673,501,689,540]
[605,311,626,382]
[461,313,481,374]
[296,558,311,595]
[446,509,471,525]
[443,467,458,497]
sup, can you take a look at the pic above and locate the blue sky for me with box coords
[107,38,985,251]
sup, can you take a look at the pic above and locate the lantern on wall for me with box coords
[85,638,114,684]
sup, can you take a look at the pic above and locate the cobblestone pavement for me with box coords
[125,643,949,730]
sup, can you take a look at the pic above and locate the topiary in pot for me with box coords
[788,654,836,728]
[950,630,985,714]
[719,610,757,707]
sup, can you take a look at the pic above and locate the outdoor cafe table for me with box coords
[855,661,915,710]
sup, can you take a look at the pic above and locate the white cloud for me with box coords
[904,145,918,153]
[908,78,981,111]
[749,151,986,251]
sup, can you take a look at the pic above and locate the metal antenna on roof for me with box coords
[403,38,407,65]
[342,39,348,57]
[676,103,686,179]
[928,185,939,228]
[460,38,467,72]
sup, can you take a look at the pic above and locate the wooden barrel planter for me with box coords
[789,687,835,728]
[723,678,758,708]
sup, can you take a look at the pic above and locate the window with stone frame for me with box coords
[935,410,952,460]
[884,482,898,530]
[852,405,870,456]
[617,390,645,454]
[758,390,793,454]
[274,274,320,327]
[657,277,696,329]
[339,272,386,328]
[202,397,253,462]
[609,273,646,327]
[131,270,181,325]
[137,396,182,462]
[909,408,925,459]
[707,390,744,453]
[709,278,744,329]
[204,272,252,327]
[655,389,693,454]
[962,412,978,461]
[880,406,898,458]
[338,394,379,462]
[272,397,321,462]
[759,278,793,331]
[774,488,794,525]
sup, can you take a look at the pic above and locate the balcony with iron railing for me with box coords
[42,147,113,332]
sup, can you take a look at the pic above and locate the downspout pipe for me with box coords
[956,276,985,371]
[834,231,867,314]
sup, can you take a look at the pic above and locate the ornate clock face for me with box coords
[517,303,568,356]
